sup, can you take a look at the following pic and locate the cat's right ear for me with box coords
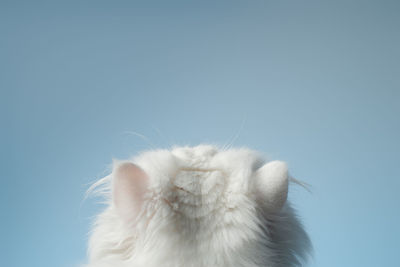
[112,161,148,222]
[254,160,289,212]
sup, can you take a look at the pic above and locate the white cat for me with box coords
[85,145,311,267]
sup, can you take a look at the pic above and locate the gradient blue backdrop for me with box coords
[2,1,399,267]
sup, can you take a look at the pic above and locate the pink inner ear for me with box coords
[112,162,148,222]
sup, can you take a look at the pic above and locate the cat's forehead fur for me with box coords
[133,145,263,187]
[131,145,264,223]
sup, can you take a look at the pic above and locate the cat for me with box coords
[85,145,311,267]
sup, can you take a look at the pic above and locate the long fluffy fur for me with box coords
[85,145,311,267]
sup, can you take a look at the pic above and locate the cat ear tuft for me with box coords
[112,161,148,222]
[255,160,289,212]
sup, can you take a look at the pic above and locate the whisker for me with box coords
[289,175,312,193]
[121,130,157,150]
[223,115,247,150]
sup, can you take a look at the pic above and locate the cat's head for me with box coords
[113,144,289,224]
[89,145,311,267]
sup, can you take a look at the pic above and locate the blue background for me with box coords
[2,1,399,266]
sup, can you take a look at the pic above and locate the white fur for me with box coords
[85,145,311,267]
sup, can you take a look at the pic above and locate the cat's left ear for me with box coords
[254,161,289,212]
[112,161,148,222]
